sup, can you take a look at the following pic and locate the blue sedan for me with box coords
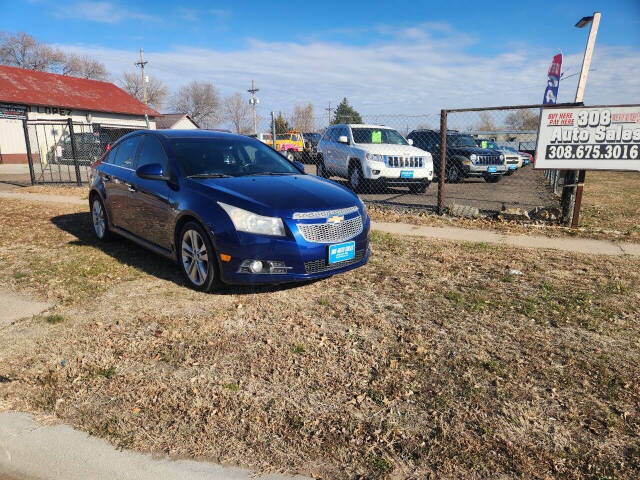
[89,130,370,291]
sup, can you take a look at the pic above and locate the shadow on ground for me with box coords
[51,212,315,295]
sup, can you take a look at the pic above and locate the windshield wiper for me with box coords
[186,173,233,179]
[240,172,297,176]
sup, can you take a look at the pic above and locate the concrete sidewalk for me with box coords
[373,221,640,257]
[0,412,306,480]
[1,187,639,257]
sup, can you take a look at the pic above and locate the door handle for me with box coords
[127,184,137,192]
[103,174,111,182]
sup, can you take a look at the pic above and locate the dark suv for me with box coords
[407,129,507,183]
[56,132,111,165]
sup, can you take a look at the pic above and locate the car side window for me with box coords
[329,128,340,142]
[113,135,142,169]
[137,136,169,173]
[102,145,118,164]
[322,128,333,142]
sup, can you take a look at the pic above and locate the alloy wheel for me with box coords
[181,229,210,286]
[92,199,106,239]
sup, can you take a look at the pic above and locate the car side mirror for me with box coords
[136,163,168,181]
[338,135,349,144]
[407,139,414,146]
[293,161,305,172]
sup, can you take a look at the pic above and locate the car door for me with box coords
[126,135,174,250]
[107,134,142,232]
[321,127,337,172]
[333,126,351,177]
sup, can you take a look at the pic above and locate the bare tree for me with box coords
[290,103,314,132]
[475,111,496,131]
[119,70,168,110]
[63,54,108,80]
[505,109,539,131]
[170,81,222,128]
[0,31,65,72]
[222,92,252,134]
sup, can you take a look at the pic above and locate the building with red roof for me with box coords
[0,65,159,164]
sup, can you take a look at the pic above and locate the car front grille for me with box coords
[292,206,359,220]
[386,156,424,168]
[304,249,366,274]
[297,215,363,244]
[476,155,503,165]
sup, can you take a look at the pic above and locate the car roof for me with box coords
[332,123,398,130]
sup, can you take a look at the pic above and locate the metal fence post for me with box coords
[22,118,36,185]
[67,118,82,186]
[271,111,277,151]
[437,110,447,215]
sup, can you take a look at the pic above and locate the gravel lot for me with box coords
[0,197,638,479]
[302,164,559,213]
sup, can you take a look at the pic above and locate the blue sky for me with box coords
[2,0,639,124]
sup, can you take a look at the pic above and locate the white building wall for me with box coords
[0,105,155,164]
[169,116,198,129]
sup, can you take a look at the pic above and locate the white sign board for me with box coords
[535,105,640,171]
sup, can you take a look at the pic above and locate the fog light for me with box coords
[372,169,380,175]
[249,260,263,273]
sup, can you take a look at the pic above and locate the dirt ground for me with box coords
[0,197,639,479]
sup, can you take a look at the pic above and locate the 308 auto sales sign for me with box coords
[535,105,640,171]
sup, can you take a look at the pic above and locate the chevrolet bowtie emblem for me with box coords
[327,215,344,224]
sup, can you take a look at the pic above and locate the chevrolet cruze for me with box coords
[89,130,370,291]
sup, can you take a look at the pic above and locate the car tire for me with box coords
[316,156,329,178]
[484,175,502,183]
[409,181,430,194]
[178,221,221,292]
[90,195,112,242]
[349,162,367,193]
[446,164,461,183]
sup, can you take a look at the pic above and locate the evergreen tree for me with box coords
[331,98,363,125]
[274,111,290,134]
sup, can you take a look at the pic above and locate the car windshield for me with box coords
[478,139,499,149]
[170,137,300,178]
[447,135,477,147]
[352,128,408,145]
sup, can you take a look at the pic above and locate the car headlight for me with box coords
[469,154,477,162]
[218,202,285,237]
[365,153,384,162]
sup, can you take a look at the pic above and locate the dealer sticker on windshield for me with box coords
[487,166,498,173]
[328,241,355,264]
[400,170,414,178]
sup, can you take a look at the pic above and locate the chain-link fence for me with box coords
[17,119,144,185]
[251,105,579,219]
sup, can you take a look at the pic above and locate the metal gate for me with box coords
[23,118,142,185]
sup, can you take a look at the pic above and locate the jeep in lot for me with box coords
[407,129,506,183]
[476,138,522,176]
[316,124,434,193]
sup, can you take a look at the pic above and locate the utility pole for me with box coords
[248,80,260,135]
[561,11,601,226]
[325,101,333,125]
[134,48,148,105]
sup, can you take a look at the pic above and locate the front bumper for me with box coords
[464,163,508,176]
[364,163,434,182]
[214,215,370,285]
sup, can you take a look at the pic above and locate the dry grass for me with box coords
[580,171,640,237]
[0,198,639,479]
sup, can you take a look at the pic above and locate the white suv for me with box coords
[316,124,434,193]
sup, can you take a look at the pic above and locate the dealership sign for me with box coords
[0,103,27,119]
[535,105,640,171]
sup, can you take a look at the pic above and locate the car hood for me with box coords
[189,174,360,217]
[450,146,500,155]
[356,144,432,157]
